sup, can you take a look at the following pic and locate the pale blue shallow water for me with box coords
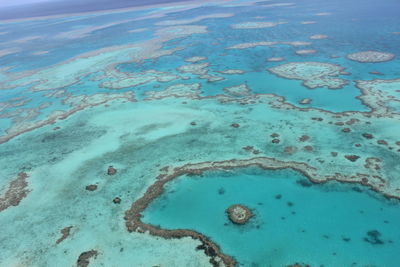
[143,168,400,267]
[0,0,400,265]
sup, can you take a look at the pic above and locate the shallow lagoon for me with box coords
[143,168,400,267]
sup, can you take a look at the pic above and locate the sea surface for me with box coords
[0,0,399,266]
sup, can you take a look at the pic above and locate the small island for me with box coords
[227,204,253,224]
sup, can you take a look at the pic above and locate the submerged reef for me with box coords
[145,83,202,100]
[227,41,311,50]
[223,84,252,97]
[0,172,29,212]
[295,49,317,55]
[268,62,348,89]
[217,69,245,75]
[100,69,181,90]
[177,62,209,76]
[347,51,395,63]
[0,0,400,266]
[76,250,98,267]
[155,13,234,26]
[185,56,207,63]
[56,226,73,244]
[310,34,328,40]
[231,21,286,29]
[267,57,285,62]
[227,41,277,50]
[356,78,400,115]
[0,92,135,145]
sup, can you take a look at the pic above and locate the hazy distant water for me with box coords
[0,0,190,20]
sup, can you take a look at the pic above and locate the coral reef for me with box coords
[155,13,233,26]
[56,226,73,244]
[227,204,253,224]
[223,84,252,96]
[295,49,317,55]
[145,83,202,100]
[85,185,97,191]
[310,34,328,40]
[268,62,348,89]
[0,172,29,212]
[100,70,181,90]
[227,41,276,49]
[299,98,312,105]
[267,57,285,62]
[185,56,207,63]
[347,51,395,63]
[124,152,400,267]
[356,78,400,115]
[0,92,135,145]
[217,69,245,74]
[107,166,117,175]
[76,250,98,267]
[177,62,209,75]
[231,21,287,29]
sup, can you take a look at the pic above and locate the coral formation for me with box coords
[56,226,73,244]
[295,49,317,55]
[76,250,98,267]
[223,84,252,96]
[231,21,287,29]
[0,172,29,212]
[227,204,253,224]
[347,51,395,63]
[310,34,328,40]
[268,62,348,89]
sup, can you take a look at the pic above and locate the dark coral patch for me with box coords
[77,250,98,267]
[284,146,297,154]
[56,226,73,244]
[85,185,97,191]
[345,155,360,162]
[218,187,225,195]
[377,140,388,145]
[364,230,384,245]
[299,135,310,142]
[362,133,374,139]
[107,166,117,175]
[297,179,312,187]
[311,117,323,121]
[303,145,314,151]
[243,146,254,151]
[0,172,30,212]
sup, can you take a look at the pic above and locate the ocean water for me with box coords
[143,168,400,267]
[0,0,400,266]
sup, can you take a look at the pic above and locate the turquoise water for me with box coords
[143,168,400,266]
[1,0,400,265]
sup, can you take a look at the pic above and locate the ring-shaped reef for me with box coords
[125,159,400,267]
